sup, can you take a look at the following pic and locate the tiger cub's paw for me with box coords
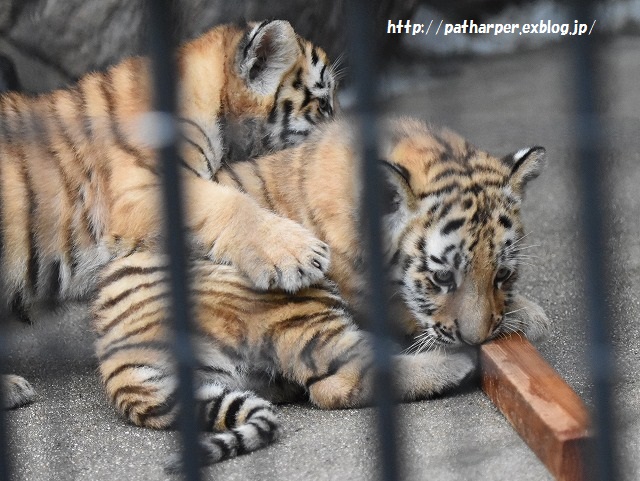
[506,294,550,342]
[395,349,477,401]
[2,374,36,409]
[238,214,330,292]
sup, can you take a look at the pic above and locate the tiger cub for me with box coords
[93,117,550,467]
[0,20,338,409]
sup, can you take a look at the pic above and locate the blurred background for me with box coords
[1,0,639,92]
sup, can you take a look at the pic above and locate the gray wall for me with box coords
[0,0,418,93]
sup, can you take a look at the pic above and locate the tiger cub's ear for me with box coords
[502,146,546,195]
[379,160,418,214]
[236,20,299,96]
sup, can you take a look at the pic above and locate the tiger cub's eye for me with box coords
[433,270,455,286]
[495,267,512,283]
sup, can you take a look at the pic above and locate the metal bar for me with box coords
[346,1,399,481]
[0,314,12,481]
[145,2,202,480]
[571,2,618,480]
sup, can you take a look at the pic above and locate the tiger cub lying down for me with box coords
[93,117,549,467]
[1,19,338,409]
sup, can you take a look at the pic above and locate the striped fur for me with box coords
[92,116,549,467]
[215,117,550,345]
[1,20,337,409]
[95,252,474,469]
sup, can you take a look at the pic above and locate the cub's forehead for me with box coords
[421,195,523,273]
[299,42,335,92]
[383,119,515,196]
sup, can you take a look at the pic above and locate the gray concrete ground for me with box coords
[4,36,640,480]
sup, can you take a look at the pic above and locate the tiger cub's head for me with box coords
[222,20,339,161]
[380,118,546,347]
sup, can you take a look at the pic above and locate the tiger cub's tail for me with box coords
[166,387,279,472]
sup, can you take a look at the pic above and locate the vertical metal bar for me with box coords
[145,2,201,480]
[0,312,12,481]
[346,2,399,481]
[571,2,618,480]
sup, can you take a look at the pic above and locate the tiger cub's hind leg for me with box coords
[2,374,36,409]
[270,324,476,409]
[189,264,477,410]
[93,252,280,469]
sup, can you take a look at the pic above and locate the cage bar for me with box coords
[571,1,618,480]
[145,2,202,479]
[346,1,400,480]
[0,311,11,481]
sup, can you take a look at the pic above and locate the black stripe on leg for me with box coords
[104,363,154,384]
[97,278,164,311]
[232,429,248,455]
[43,259,61,299]
[138,391,178,424]
[19,154,39,291]
[177,117,217,166]
[204,388,229,428]
[98,292,167,333]
[96,309,165,351]
[250,161,276,211]
[304,339,368,389]
[224,395,247,429]
[248,417,278,443]
[305,365,338,388]
[300,332,322,371]
[10,292,31,324]
[204,436,233,461]
[98,264,166,290]
[243,404,272,423]
[98,340,169,363]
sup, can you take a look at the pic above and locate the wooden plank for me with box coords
[480,335,592,481]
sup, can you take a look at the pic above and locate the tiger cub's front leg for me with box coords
[111,173,330,293]
[183,175,330,292]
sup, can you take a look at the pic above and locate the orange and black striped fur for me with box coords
[1,20,338,409]
[93,117,550,467]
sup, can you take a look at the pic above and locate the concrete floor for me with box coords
[3,35,640,480]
